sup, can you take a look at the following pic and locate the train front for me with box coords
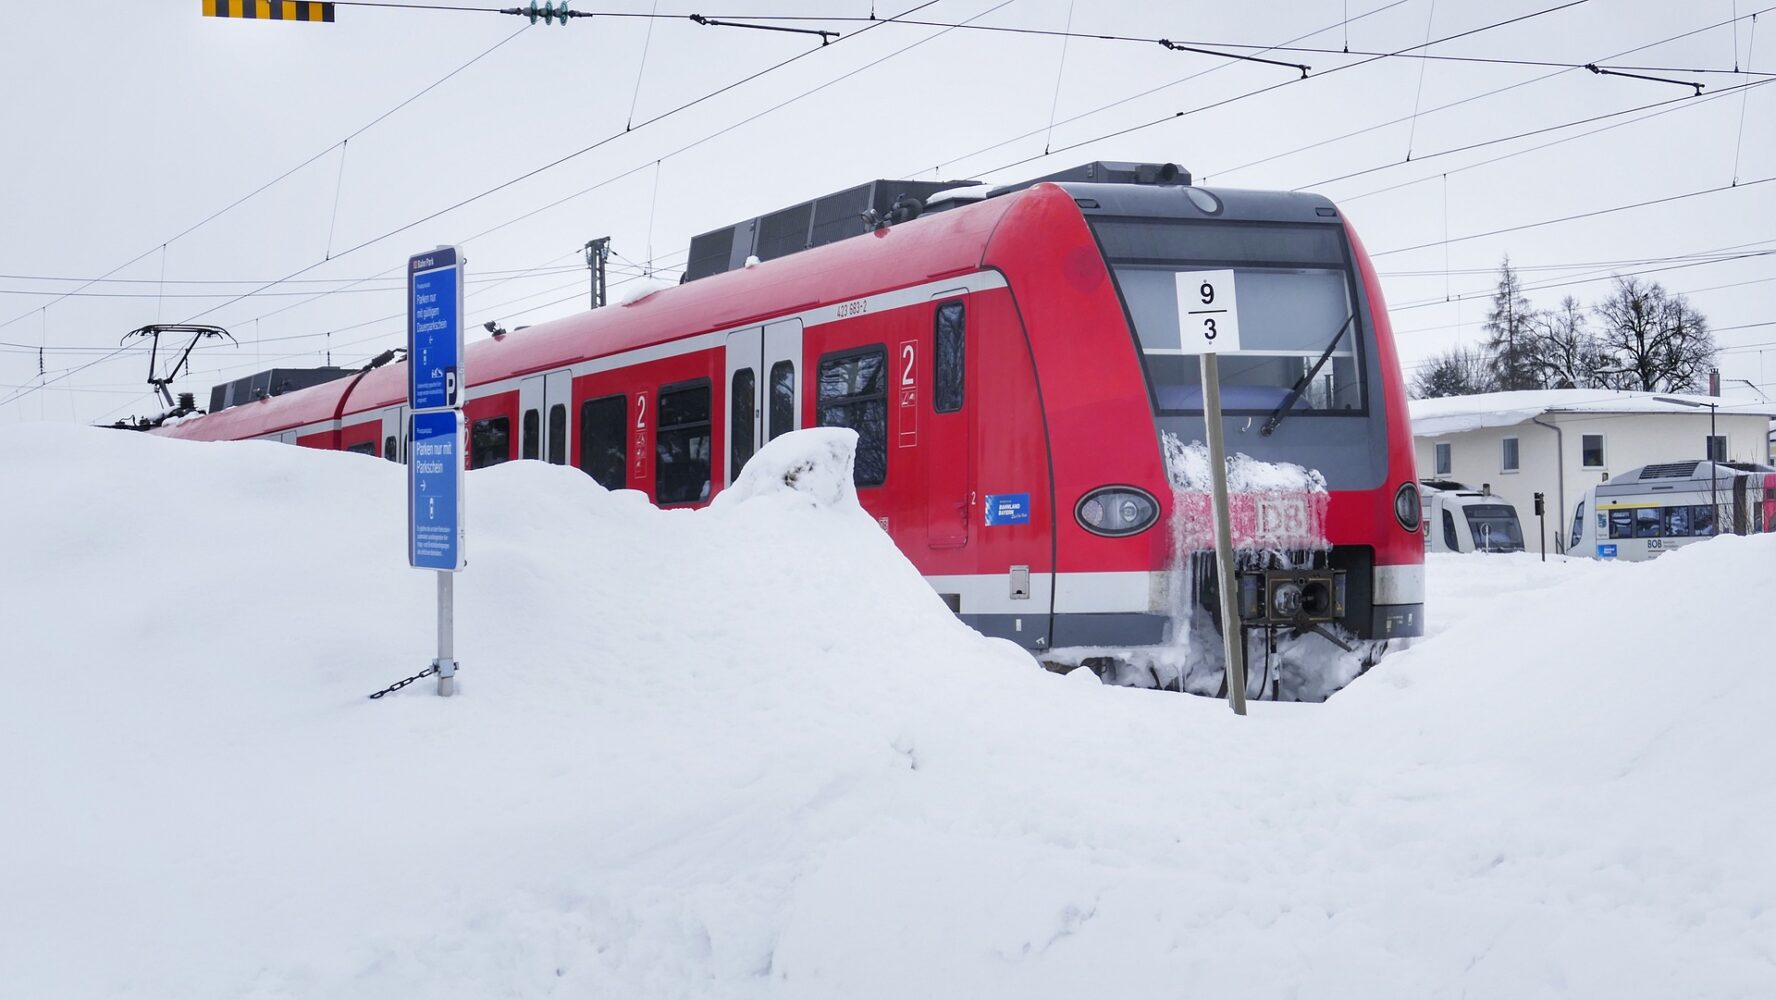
[983,168,1423,672]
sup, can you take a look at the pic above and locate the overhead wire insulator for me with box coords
[501,2,586,25]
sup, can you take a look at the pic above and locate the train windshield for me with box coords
[1463,504,1524,552]
[1093,219,1366,416]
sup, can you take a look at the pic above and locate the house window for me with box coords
[818,346,889,487]
[1706,434,1727,463]
[1581,434,1605,468]
[1434,442,1452,477]
[1501,436,1519,473]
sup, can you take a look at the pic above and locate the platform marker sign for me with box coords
[1175,270,1243,354]
[1175,269,1248,714]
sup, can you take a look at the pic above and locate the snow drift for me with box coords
[3,425,1775,999]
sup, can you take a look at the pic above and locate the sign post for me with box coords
[1178,270,1247,715]
[408,246,466,697]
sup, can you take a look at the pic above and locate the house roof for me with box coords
[1410,389,1776,438]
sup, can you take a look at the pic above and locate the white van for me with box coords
[1419,480,1526,553]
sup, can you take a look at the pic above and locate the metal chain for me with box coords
[367,664,438,700]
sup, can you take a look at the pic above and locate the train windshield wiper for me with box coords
[1260,312,1354,437]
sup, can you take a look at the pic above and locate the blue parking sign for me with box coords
[409,247,462,411]
[410,410,465,571]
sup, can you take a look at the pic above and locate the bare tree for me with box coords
[1525,295,1607,389]
[1410,345,1499,398]
[1592,276,1718,392]
[1482,257,1537,390]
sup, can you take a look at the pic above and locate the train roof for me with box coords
[157,185,1033,441]
[1596,460,1775,492]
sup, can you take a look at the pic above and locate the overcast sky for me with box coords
[2,0,1771,424]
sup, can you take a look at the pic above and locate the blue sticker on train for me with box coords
[984,493,1031,526]
[1597,543,1618,558]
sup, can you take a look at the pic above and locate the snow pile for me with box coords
[4,426,1776,999]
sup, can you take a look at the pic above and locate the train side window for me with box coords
[1607,508,1633,539]
[1570,500,1585,549]
[384,436,399,463]
[818,346,888,487]
[934,300,965,413]
[1663,505,1691,537]
[656,380,712,505]
[731,368,756,477]
[1434,442,1451,477]
[345,441,376,456]
[547,404,567,465]
[1581,434,1605,468]
[1634,507,1661,537]
[769,360,795,440]
[471,416,511,469]
[1692,504,1717,537]
[1441,509,1459,550]
[1500,436,1519,473]
[522,409,540,461]
[578,395,627,490]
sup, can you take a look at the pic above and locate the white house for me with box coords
[1409,389,1776,552]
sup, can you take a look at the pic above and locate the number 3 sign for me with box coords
[1175,270,1243,353]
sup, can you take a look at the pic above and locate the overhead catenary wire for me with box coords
[161,0,948,335]
[970,0,1593,181]
[0,23,532,339]
[1330,78,1776,203]
[1204,3,1776,183]
[1371,175,1776,258]
[1295,76,1776,191]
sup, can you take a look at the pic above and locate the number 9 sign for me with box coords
[1174,269,1243,353]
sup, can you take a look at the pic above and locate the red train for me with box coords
[153,161,1424,655]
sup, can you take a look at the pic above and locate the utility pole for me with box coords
[584,237,611,309]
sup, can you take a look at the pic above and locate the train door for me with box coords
[544,370,571,465]
[763,319,802,443]
[518,371,573,464]
[379,405,406,462]
[926,295,971,549]
[724,326,763,487]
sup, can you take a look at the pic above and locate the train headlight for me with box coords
[1076,486,1160,537]
[1394,481,1421,531]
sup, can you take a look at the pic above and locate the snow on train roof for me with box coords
[1410,388,1776,438]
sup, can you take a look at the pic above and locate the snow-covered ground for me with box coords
[3,426,1774,999]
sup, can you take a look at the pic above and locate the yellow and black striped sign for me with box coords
[202,1,336,21]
